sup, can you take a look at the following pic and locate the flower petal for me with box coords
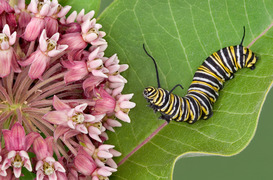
[0,50,11,77]
[74,154,96,175]
[9,31,17,45]
[75,124,88,134]
[54,126,70,140]
[83,114,95,122]
[48,171,57,180]
[92,70,108,78]
[27,0,38,13]
[98,144,114,151]
[33,136,50,160]
[89,134,102,142]
[97,151,113,159]
[66,11,77,24]
[88,47,100,61]
[64,68,88,83]
[43,111,68,125]
[54,161,66,173]
[52,95,71,110]
[2,130,12,150]
[28,54,49,79]
[48,45,68,57]
[13,167,22,178]
[58,6,71,18]
[11,122,26,150]
[25,132,40,150]
[51,32,60,42]
[39,29,48,52]
[119,101,136,109]
[115,111,131,123]
[23,159,32,171]
[106,158,117,168]
[40,3,50,16]
[3,24,10,36]
[75,103,87,112]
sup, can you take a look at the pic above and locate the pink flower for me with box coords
[87,47,109,78]
[59,32,87,51]
[74,148,97,176]
[77,134,121,168]
[2,123,39,178]
[93,86,116,115]
[14,0,31,29]
[44,2,71,37]
[76,9,95,24]
[33,136,66,180]
[23,0,51,41]
[43,96,105,142]
[0,24,20,77]
[103,117,122,132]
[24,17,45,41]
[81,19,106,44]
[83,75,105,96]
[74,146,117,179]
[115,94,136,123]
[59,10,106,52]
[91,166,117,180]
[62,60,89,83]
[0,0,16,30]
[104,54,129,96]
[20,29,68,79]
[44,96,96,132]
[62,46,108,83]
[92,144,121,168]
[105,55,128,84]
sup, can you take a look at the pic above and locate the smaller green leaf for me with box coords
[20,167,36,180]
[59,0,101,16]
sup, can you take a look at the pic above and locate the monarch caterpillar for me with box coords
[143,27,258,124]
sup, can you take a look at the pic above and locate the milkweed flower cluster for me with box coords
[0,0,135,179]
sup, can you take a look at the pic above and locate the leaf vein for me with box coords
[150,141,178,156]
[208,0,222,47]
[173,123,233,143]
[156,134,200,151]
[127,159,169,179]
[190,5,208,55]
[243,0,254,38]
[167,0,193,76]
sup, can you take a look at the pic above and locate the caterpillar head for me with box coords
[244,47,258,70]
[143,86,157,101]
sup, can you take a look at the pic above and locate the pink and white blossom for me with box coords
[1,123,39,178]
[0,24,20,77]
[115,94,136,123]
[33,136,66,180]
[20,29,68,79]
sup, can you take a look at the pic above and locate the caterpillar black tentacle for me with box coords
[143,27,258,124]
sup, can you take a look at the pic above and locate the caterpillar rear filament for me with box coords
[143,27,258,124]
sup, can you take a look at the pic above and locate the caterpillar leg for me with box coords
[158,114,171,123]
[229,73,234,80]
[203,111,213,120]
[147,104,158,113]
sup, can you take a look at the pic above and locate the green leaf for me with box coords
[59,0,101,16]
[98,0,273,179]
[21,167,36,180]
